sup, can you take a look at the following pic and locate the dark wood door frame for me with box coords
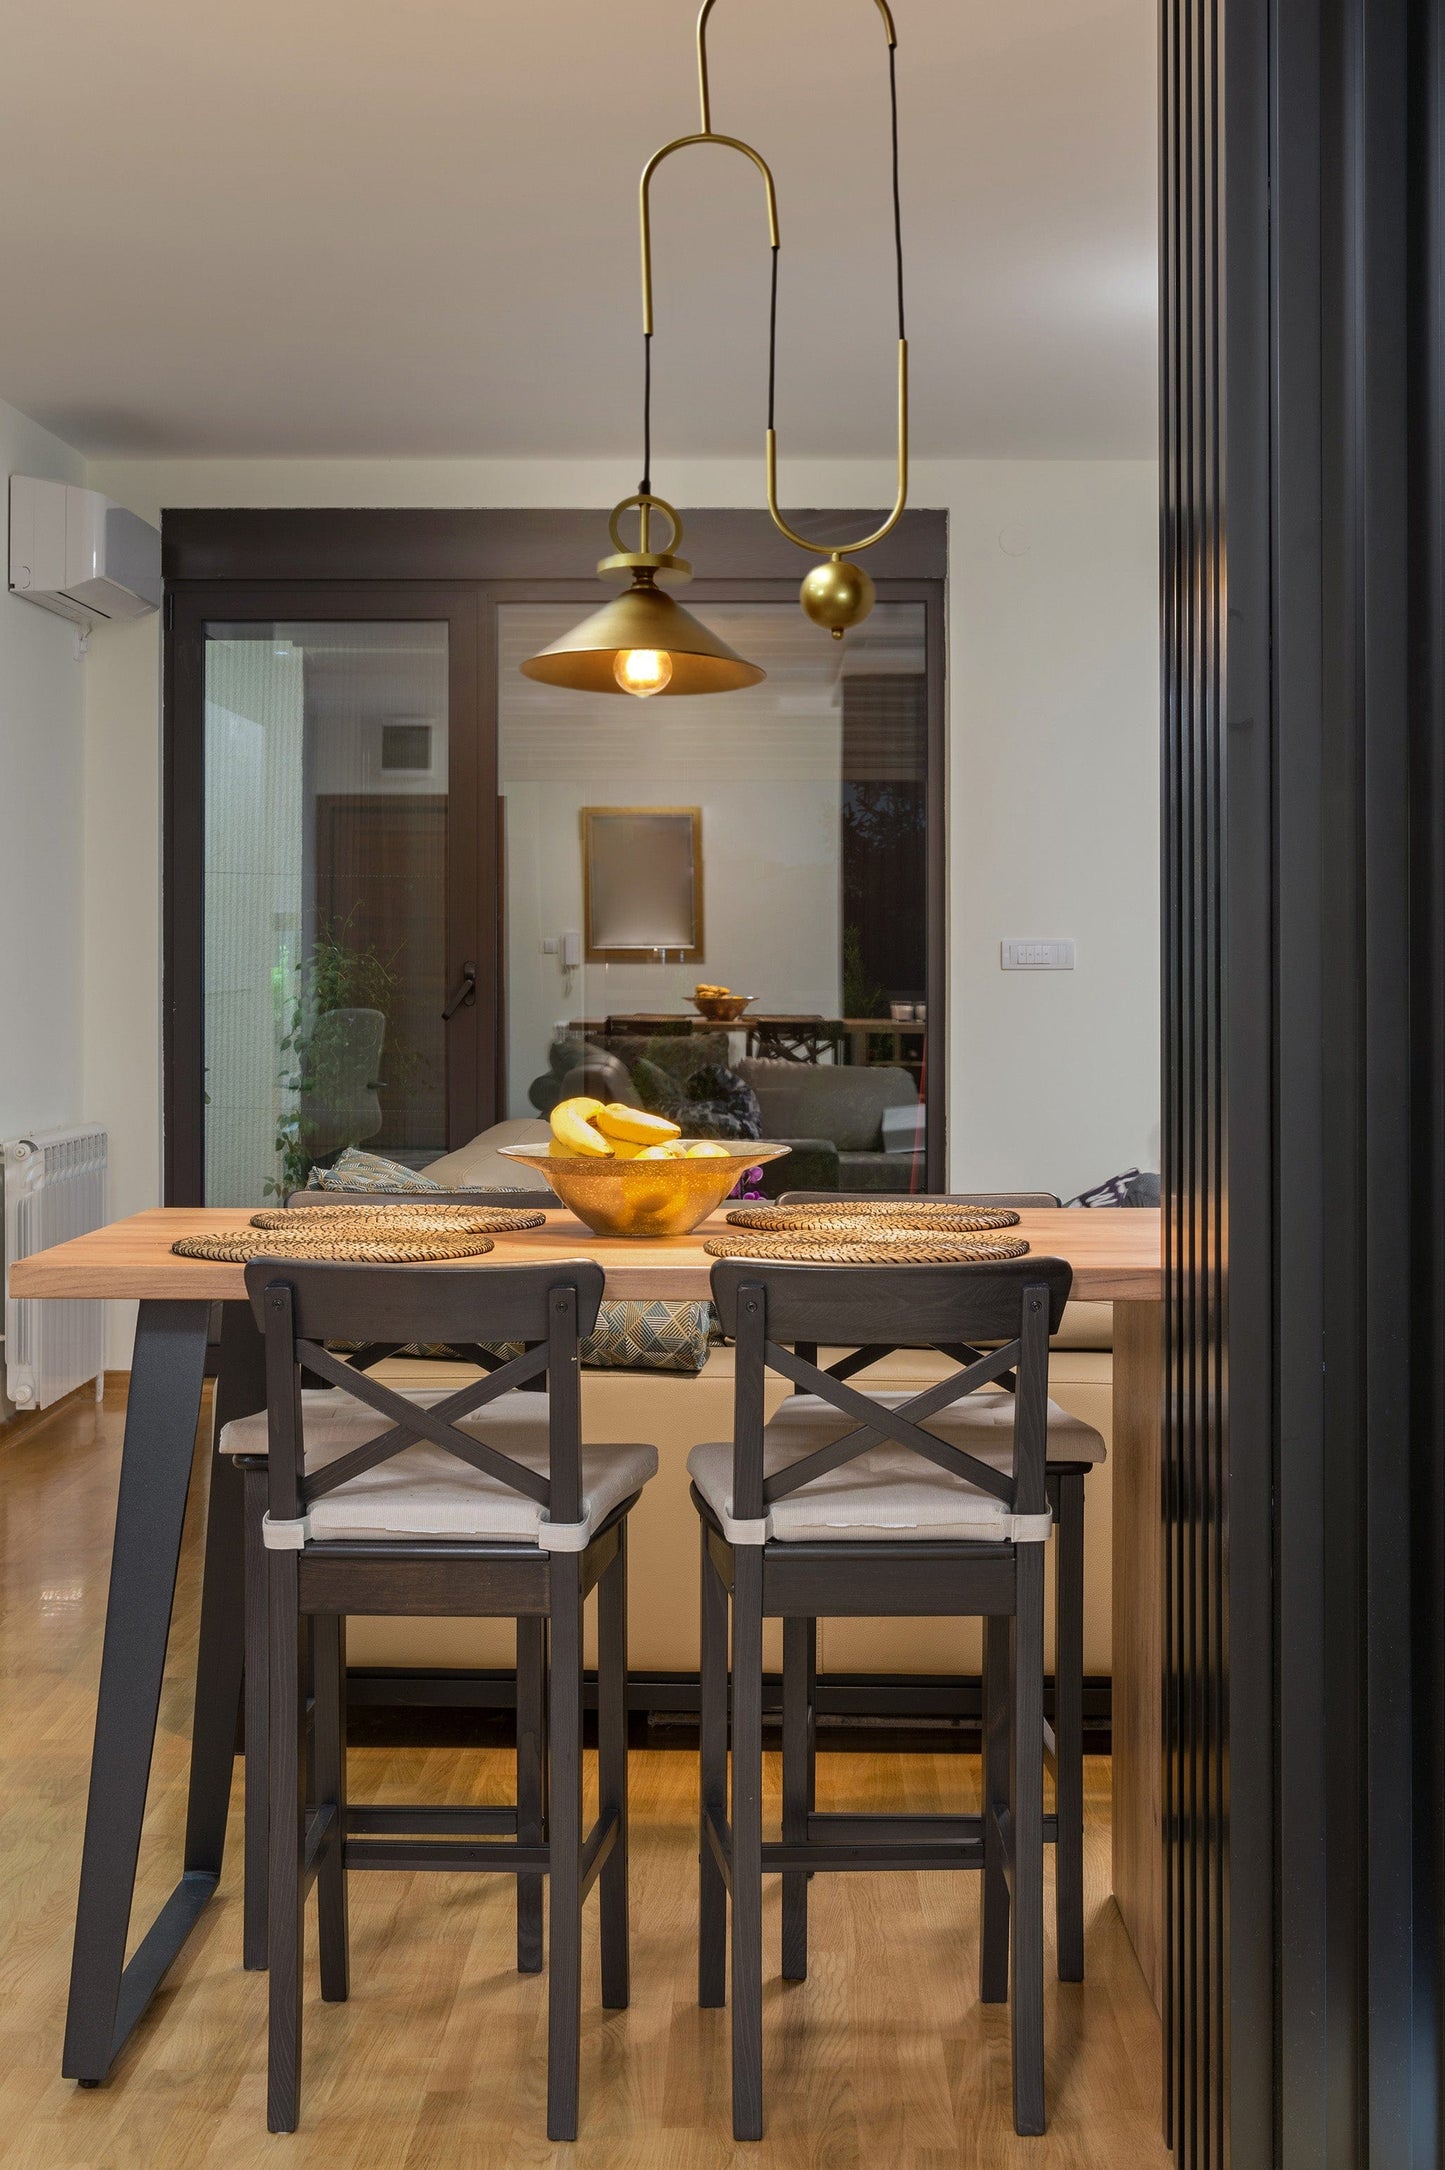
[163,581,486,1204]
[163,513,948,1202]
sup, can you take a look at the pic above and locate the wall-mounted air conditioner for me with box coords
[7,475,161,625]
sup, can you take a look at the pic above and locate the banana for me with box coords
[685,1141,731,1158]
[549,1096,614,1158]
[594,1103,682,1147]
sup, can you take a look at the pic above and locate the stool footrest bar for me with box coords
[346,1803,518,1837]
[345,1838,550,1872]
[763,1838,985,1873]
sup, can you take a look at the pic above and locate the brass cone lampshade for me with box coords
[521,494,765,696]
[520,2,908,694]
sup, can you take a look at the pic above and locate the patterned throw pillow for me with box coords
[479,1300,715,1373]
[631,1057,762,1141]
[582,1298,715,1371]
[1068,1166,1141,1208]
[308,1148,442,1193]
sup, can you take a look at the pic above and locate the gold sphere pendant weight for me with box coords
[800,555,876,640]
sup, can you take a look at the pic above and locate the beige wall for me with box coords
[0,397,88,1143]
[79,451,1160,1362]
[0,400,90,1415]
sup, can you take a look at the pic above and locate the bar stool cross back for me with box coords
[691,1253,1078,2139]
[231,1254,657,2140]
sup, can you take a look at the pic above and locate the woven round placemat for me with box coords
[703,1230,1030,1265]
[172,1228,497,1265]
[726,1202,1020,1234]
[248,1205,545,1234]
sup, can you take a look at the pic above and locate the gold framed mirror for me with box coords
[581,805,704,963]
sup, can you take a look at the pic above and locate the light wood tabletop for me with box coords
[8,1203,1163,1306]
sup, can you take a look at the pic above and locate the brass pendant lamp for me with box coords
[521,0,909,698]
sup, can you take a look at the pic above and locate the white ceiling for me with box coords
[0,0,1157,462]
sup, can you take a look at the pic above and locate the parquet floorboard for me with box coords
[0,1386,1168,2168]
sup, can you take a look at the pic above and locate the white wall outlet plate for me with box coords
[1001,938,1075,970]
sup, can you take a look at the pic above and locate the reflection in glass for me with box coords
[499,603,929,1190]
[202,623,448,1203]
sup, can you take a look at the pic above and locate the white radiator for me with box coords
[3,1127,107,1411]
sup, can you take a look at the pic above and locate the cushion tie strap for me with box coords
[262,1512,311,1551]
[714,1499,1053,1547]
[262,1509,599,1553]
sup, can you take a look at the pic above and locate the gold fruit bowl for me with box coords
[692,993,755,1022]
[497,1142,791,1238]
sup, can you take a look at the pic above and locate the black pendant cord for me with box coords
[888,42,905,343]
[641,38,905,493]
[765,42,907,445]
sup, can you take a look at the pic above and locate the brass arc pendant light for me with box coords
[520,0,909,698]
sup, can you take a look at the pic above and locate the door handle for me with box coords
[442,961,477,1021]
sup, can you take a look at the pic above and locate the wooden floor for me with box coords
[0,1385,1169,2170]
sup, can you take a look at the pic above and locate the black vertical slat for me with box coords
[1408,0,1445,2145]
[1167,0,1445,2161]
[1356,9,1415,2160]
[1162,0,1275,2162]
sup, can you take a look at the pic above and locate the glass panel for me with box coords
[498,602,929,1191]
[202,621,448,1203]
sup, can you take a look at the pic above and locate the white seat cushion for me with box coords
[770,1388,1106,1470]
[219,1388,656,1551]
[686,1387,1102,1546]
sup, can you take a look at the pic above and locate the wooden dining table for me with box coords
[10,1202,1165,2084]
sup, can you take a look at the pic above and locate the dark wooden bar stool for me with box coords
[225,1255,657,2139]
[778,1188,1104,1981]
[224,1184,557,1975]
[691,1255,1077,2139]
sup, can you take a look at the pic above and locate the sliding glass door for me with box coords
[167,585,486,1203]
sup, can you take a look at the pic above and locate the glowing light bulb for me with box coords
[613,647,672,697]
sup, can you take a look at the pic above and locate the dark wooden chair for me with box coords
[777,1188,1097,1981]
[229,1256,656,2139]
[228,1186,556,1978]
[692,1255,1076,2139]
[745,1017,847,1064]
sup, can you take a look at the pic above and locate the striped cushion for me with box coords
[308,1148,441,1193]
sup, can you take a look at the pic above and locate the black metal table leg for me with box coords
[62,1297,251,2084]
[185,1303,264,1884]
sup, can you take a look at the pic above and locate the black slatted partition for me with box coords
[1164,0,1445,2162]
[1162,2,1273,2157]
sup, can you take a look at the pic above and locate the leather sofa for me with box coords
[735,1057,921,1192]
